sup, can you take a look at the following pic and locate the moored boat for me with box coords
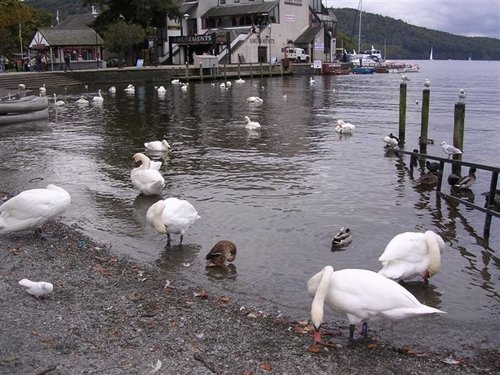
[0,108,49,125]
[0,95,49,125]
[352,66,374,74]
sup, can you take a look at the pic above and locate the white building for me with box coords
[166,0,337,65]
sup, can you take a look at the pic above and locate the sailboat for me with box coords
[429,47,433,61]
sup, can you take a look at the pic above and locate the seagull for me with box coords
[455,167,477,189]
[401,73,410,82]
[244,116,261,130]
[308,265,446,343]
[424,78,431,88]
[440,141,462,159]
[246,96,263,104]
[19,279,53,298]
[458,89,466,102]
[205,240,237,267]
[331,227,352,248]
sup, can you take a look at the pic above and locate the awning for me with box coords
[202,1,278,18]
[295,25,322,44]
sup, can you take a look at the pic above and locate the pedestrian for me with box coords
[0,55,5,73]
[64,53,72,72]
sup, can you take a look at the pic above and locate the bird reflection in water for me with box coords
[205,263,238,280]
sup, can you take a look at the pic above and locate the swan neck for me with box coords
[311,266,334,329]
[425,231,441,276]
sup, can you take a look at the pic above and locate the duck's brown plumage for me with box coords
[205,240,237,267]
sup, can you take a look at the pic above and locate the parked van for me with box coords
[283,47,310,62]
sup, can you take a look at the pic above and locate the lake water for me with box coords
[1,60,499,354]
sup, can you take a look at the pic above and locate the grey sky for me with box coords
[324,0,500,39]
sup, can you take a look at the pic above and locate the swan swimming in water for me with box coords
[144,139,171,153]
[108,86,116,94]
[244,116,261,130]
[383,133,400,148]
[308,265,446,343]
[124,84,135,94]
[246,96,263,104]
[335,119,355,134]
[130,153,165,195]
[53,93,65,106]
[92,89,104,103]
[0,184,71,235]
[146,197,200,246]
[378,230,445,284]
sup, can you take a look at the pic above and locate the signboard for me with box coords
[171,35,215,46]
[313,60,322,69]
[284,15,296,22]
[136,59,144,68]
[314,42,324,50]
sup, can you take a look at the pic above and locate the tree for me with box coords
[0,0,52,59]
[103,20,145,66]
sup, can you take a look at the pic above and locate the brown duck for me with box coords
[205,240,237,267]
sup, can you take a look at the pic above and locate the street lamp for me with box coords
[183,13,189,64]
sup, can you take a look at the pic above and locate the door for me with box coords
[258,46,267,63]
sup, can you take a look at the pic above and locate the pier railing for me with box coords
[397,149,499,238]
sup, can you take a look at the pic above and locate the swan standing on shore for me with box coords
[378,230,445,284]
[131,153,165,195]
[146,197,200,246]
[0,184,71,235]
[308,265,446,343]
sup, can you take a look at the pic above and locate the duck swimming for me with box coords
[331,227,352,249]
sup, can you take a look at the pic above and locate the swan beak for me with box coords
[314,327,321,343]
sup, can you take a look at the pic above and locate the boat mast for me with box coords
[357,0,362,53]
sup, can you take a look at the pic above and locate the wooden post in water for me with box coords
[280,61,284,77]
[260,62,264,77]
[237,62,241,78]
[199,62,203,82]
[399,83,407,145]
[452,102,466,176]
[419,88,430,154]
[185,62,189,82]
[268,63,272,76]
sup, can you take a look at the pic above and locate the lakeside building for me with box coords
[28,9,104,71]
[165,0,337,65]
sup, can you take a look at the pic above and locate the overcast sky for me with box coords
[324,0,500,39]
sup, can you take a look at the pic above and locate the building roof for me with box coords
[56,13,97,28]
[36,27,104,46]
[202,1,278,18]
[180,2,198,16]
[295,25,322,44]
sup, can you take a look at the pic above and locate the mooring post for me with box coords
[199,62,203,82]
[224,63,227,81]
[419,88,430,154]
[269,62,272,76]
[260,62,264,77]
[399,83,407,144]
[484,171,498,239]
[237,62,241,78]
[452,102,466,176]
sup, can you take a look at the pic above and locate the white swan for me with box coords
[455,167,477,189]
[157,86,166,94]
[144,139,171,153]
[383,133,400,148]
[131,153,165,196]
[76,97,89,106]
[308,265,446,342]
[0,184,71,234]
[19,279,53,298]
[53,93,65,106]
[440,141,462,159]
[92,89,104,103]
[146,197,200,246]
[336,119,355,134]
[181,83,188,93]
[108,86,116,94]
[171,79,180,85]
[39,84,46,96]
[378,230,445,284]
[244,116,261,130]
[246,96,263,104]
[235,78,245,84]
[124,84,135,94]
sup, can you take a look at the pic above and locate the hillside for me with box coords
[27,1,500,60]
[333,8,500,60]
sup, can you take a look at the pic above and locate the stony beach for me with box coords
[0,215,498,375]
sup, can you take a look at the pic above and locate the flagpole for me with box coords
[19,23,24,58]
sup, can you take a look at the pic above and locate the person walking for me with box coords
[64,53,72,72]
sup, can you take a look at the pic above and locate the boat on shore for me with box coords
[0,95,49,125]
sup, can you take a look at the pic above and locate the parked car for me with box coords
[105,57,125,67]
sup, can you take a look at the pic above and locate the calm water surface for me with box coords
[1,60,499,354]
